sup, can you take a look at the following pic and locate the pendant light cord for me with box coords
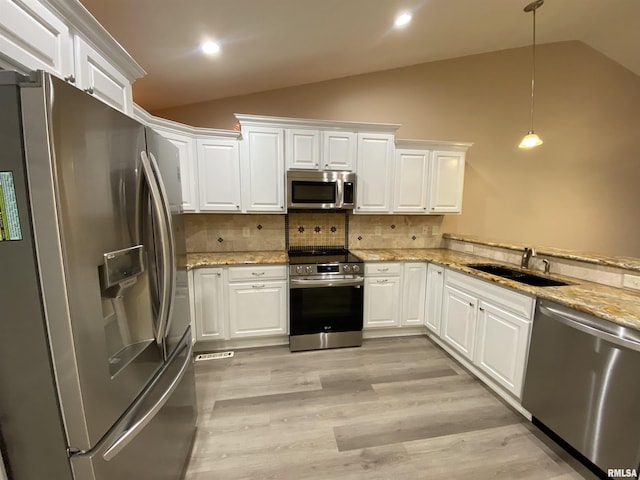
[529,8,537,133]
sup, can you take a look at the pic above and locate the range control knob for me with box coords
[296,266,303,274]
[343,265,351,273]
[352,264,360,273]
[305,266,313,274]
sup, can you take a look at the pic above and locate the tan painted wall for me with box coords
[153,41,640,258]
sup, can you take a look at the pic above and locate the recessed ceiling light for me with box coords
[201,41,221,55]
[394,12,412,28]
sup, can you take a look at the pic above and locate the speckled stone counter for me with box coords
[186,251,288,268]
[350,248,640,332]
[443,233,640,272]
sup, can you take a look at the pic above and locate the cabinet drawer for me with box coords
[227,265,287,282]
[365,262,402,276]
[445,269,534,320]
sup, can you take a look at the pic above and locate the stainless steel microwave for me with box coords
[287,170,356,210]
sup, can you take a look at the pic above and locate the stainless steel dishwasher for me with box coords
[522,300,640,477]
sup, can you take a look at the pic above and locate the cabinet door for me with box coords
[441,283,477,360]
[322,131,356,171]
[0,0,73,79]
[394,149,429,213]
[196,138,242,212]
[427,150,465,214]
[241,127,285,212]
[74,36,133,114]
[475,301,532,398]
[355,133,395,214]
[193,268,226,341]
[228,280,288,337]
[285,129,320,170]
[401,263,427,326]
[425,264,444,334]
[157,129,197,212]
[364,276,401,328]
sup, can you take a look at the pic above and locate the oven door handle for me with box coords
[290,277,364,289]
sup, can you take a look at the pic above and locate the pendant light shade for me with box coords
[519,0,544,149]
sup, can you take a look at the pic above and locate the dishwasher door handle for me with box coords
[539,304,640,353]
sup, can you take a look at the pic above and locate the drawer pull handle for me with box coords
[252,284,266,289]
[378,268,389,272]
[64,74,75,84]
[377,279,388,284]
[84,87,94,95]
[252,272,265,276]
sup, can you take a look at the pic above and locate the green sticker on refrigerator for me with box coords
[0,171,22,241]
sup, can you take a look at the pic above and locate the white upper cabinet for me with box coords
[322,131,356,171]
[74,36,132,114]
[197,138,242,212]
[0,0,145,115]
[427,150,466,214]
[240,126,286,213]
[393,148,429,213]
[0,0,73,78]
[356,132,395,214]
[285,128,320,170]
[154,128,197,212]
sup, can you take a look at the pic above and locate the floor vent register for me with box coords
[195,351,234,362]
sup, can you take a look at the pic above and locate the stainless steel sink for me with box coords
[466,263,570,287]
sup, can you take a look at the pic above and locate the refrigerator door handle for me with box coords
[147,151,177,342]
[139,151,172,344]
[101,341,192,462]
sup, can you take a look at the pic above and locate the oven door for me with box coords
[289,277,363,335]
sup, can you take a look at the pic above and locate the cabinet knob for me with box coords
[64,75,76,84]
[437,271,442,275]
[479,307,485,312]
[469,302,474,307]
[84,87,94,95]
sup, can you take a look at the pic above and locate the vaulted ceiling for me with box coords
[78,0,640,111]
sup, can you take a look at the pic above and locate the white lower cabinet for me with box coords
[475,301,532,397]
[193,268,226,341]
[439,269,535,399]
[364,262,402,328]
[424,263,444,334]
[441,283,478,361]
[227,281,287,338]
[192,265,288,344]
[401,263,427,326]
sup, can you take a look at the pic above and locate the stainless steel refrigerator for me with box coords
[0,70,197,480]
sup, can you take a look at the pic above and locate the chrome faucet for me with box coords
[521,247,536,269]
[542,258,551,274]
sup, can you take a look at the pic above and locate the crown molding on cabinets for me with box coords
[395,139,473,152]
[42,0,145,81]
[235,113,401,134]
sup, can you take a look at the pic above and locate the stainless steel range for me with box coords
[288,249,364,352]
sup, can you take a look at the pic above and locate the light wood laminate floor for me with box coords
[185,336,597,480]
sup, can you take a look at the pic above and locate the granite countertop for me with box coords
[186,251,288,268]
[350,248,640,332]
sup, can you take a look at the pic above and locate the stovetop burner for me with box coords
[288,248,362,265]
[288,248,363,275]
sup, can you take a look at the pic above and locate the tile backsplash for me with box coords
[287,212,346,248]
[184,214,285,252]
[348,214,444,249]
[184,213,445,253]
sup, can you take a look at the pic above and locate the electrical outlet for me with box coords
[623,274,640,290]
[464,244,474,254]
[242,227,250,238]
[432,225,440,235]
[375,226,382,236]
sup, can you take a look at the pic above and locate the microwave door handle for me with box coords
[139,151,172,345]
[147,151,177,342]
[336,180,343,209]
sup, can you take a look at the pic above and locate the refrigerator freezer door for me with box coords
[145,128,193,357]
[19,73,165,451]
[0,75,73,480]
[71,329,197,480]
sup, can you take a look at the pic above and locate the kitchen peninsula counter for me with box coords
[350,248,640,332]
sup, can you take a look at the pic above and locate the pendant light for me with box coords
[519,0,544,149]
